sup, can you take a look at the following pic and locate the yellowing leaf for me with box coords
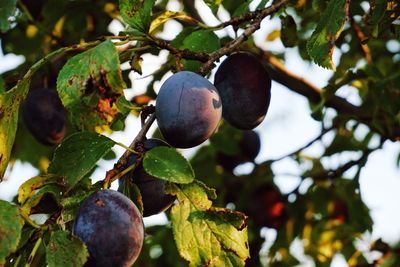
[306,0,347,69]
[167,181,249,267]
[266,30,281,41]
[149,11,200,34]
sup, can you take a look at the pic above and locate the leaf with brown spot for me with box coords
[0,200,24,264]
[166,181,249,267]
[57,41,126,131]
[46,230,89,267]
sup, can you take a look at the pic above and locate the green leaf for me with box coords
[57,40,126,131]
[0,0,16,32]
[143,147,194,184]
[204,0,223,14]
[0,76,5,94]
[232,2,249,17]
[61,180,102,223]
[119,0,155,32]
[280,15,298,47]
[209,123,242,155]
[0,80,29,179]
[167,182,249,267]
[118,176,144,214]
[48,132,115,190]
[46,230,89,267]
[180,30,220,72]
[0,200,24,264]
[306,0,347,69]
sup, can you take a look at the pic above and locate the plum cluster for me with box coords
[70,51,271,266]
[155,51,271,149]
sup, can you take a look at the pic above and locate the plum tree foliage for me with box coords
[0,0,399,267]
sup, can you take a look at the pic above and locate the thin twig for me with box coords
[148,37,210,62]
[103,112,156,186]
[259,52,400,140]
[311,147,377,180]
[268,126,335,163]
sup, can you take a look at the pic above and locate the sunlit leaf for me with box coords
[306,0,347,69]
[167,181,249,267]
[119,0,155,32]
[57,40,126,131]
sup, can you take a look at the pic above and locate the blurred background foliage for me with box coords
[0,0,399,266]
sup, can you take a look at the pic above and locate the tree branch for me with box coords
[258,52,400,140]
[199,0,290,75]
[267,125,335,163]
[103,109,156,186]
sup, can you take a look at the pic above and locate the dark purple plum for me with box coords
[118,138,175,217]
[240,130,261,161]
[73,189,144,267]
[250,184,287,229]
[22,88,67,145]
[217,130,261,171]
[214,52,271,130]
[156,71,222,148]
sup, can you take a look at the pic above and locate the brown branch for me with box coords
[103,110,156,186]
[258,51,400,140]
[260,52,361,115]
[148,37,210,62]
[268,126,335,163]
[199,0,290,75]
[311,147,376,180]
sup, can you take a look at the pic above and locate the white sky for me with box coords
[0,1,399,266]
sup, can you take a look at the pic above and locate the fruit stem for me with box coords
[114,142,138,154]
[103,158,141,188]
[13,254,22,267]
[103,113,156,186]
[25,237,42,267]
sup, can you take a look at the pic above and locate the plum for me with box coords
[250,184,286,229]
[22,88,67,145]
[73,189,144,267]
[214,52,271,130]
[156,71,222,148]
[329,198,348,223]
[217,130,261,171]
[118,138,175,217]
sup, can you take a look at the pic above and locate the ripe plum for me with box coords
[118,138,175,217]
[73,189,144,267]
[156,71,222,148]
[22,88,67,145]
[214,52,271,130]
